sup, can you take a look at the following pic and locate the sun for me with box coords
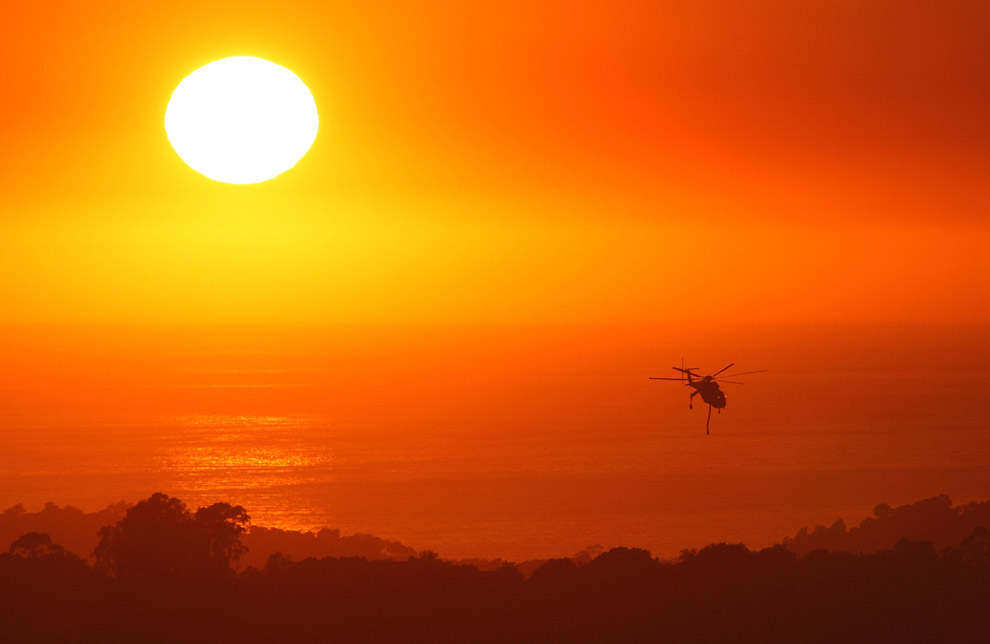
[165,56,319,185]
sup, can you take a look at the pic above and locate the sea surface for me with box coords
[3,412,989,560]
[2,323,989,561]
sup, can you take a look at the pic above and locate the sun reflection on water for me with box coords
[153,415,335,531]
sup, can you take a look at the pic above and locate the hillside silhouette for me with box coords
[2,493,989,642]
[786,494,990,555]
[6,493,989,566]
[1,499,417,568]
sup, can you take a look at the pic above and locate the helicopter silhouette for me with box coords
[649,362,767,434]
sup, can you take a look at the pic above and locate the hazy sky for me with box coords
[2,1,988,328]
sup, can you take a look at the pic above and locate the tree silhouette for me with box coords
[94,492,248,578]
[4,493,990,643]
[8,531,66,558]
[194,502,250,568]
[958,526,990,567]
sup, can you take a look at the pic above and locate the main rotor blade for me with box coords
[649,377,685,381]
[713,379,744,384]
[712,363,735,377]
[719,369,768,378]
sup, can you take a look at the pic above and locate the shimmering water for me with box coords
[3,408,989,561]
[2,323,989,560]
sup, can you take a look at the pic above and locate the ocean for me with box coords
[2,322,989,560]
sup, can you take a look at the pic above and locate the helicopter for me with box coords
[649,362,767,434]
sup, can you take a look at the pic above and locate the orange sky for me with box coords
[2,1,989,329]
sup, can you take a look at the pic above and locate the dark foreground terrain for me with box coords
[2,493,989,643]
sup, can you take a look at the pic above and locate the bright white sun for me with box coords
[165,56,319,184]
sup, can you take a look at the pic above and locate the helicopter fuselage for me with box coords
[687,377,726,408]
